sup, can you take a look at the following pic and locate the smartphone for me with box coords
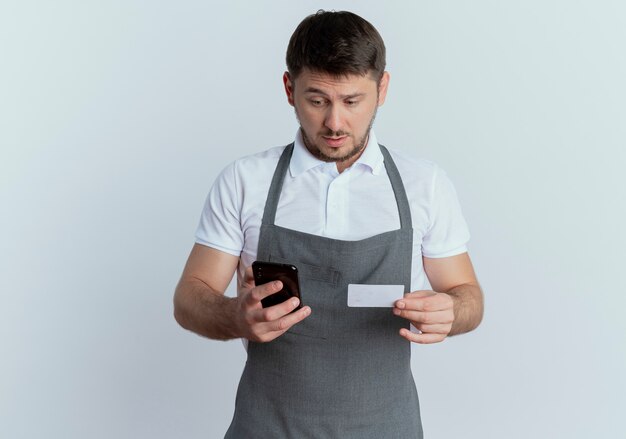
[252,261,302,310]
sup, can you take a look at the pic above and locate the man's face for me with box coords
[283,68,389,172]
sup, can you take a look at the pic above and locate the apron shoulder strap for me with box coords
[379,145,413,230]
[261,143,294,226]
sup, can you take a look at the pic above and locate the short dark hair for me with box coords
[286,10,386,82]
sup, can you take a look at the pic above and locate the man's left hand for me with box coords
[393,290,454,344]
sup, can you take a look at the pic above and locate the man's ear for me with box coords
[283,72,295,106]
[377,71,390,106]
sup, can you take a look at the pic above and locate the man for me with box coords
[174,10,483,438]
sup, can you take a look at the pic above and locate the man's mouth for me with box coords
[322,136,348,147]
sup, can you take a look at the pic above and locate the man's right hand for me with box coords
[234,267,311,342]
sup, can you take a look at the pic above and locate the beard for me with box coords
[296,108,377,164]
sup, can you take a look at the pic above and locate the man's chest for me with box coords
[243,164,405,239]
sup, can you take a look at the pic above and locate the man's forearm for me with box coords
[446,283,484,336]
[174,280,241,341]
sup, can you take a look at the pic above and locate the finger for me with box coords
[258,296,302,322]
[401,295,451,311]
[268,306,311,332]
[245,280,283,306]
[243,266,254,283]
[393,309,453,325]
[411,323,451,335]
[396,293,452,312]
[399,328,446,344]
[239,266,256,290]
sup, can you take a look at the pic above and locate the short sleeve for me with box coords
[421,166,470,258]
[194,162,244,257]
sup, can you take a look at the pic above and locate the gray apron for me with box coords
[225,144,423,438]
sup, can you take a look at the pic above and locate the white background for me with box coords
[1,1,625,438]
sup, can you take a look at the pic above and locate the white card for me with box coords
[347,284,404,307]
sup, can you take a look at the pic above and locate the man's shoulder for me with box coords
[231,144,289,168]
[217,144,289,181]
[383,146,440,183]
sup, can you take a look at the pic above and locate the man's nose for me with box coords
[324,104,343,133]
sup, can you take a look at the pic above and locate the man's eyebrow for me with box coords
[303,87,366,99]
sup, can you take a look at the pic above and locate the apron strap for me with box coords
[379,144,413,230]
[261,142,412,231]
[261,143,294,226]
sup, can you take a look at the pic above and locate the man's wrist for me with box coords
[445,283,483,336]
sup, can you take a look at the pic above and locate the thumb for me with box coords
[240,266,255,290]
[404,290,437,299]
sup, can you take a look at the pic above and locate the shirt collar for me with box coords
[289,129,384,177]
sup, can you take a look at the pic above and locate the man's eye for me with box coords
[346,100,358,106]
[310,99,325,106]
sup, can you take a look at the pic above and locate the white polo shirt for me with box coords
[195,130,470,292]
